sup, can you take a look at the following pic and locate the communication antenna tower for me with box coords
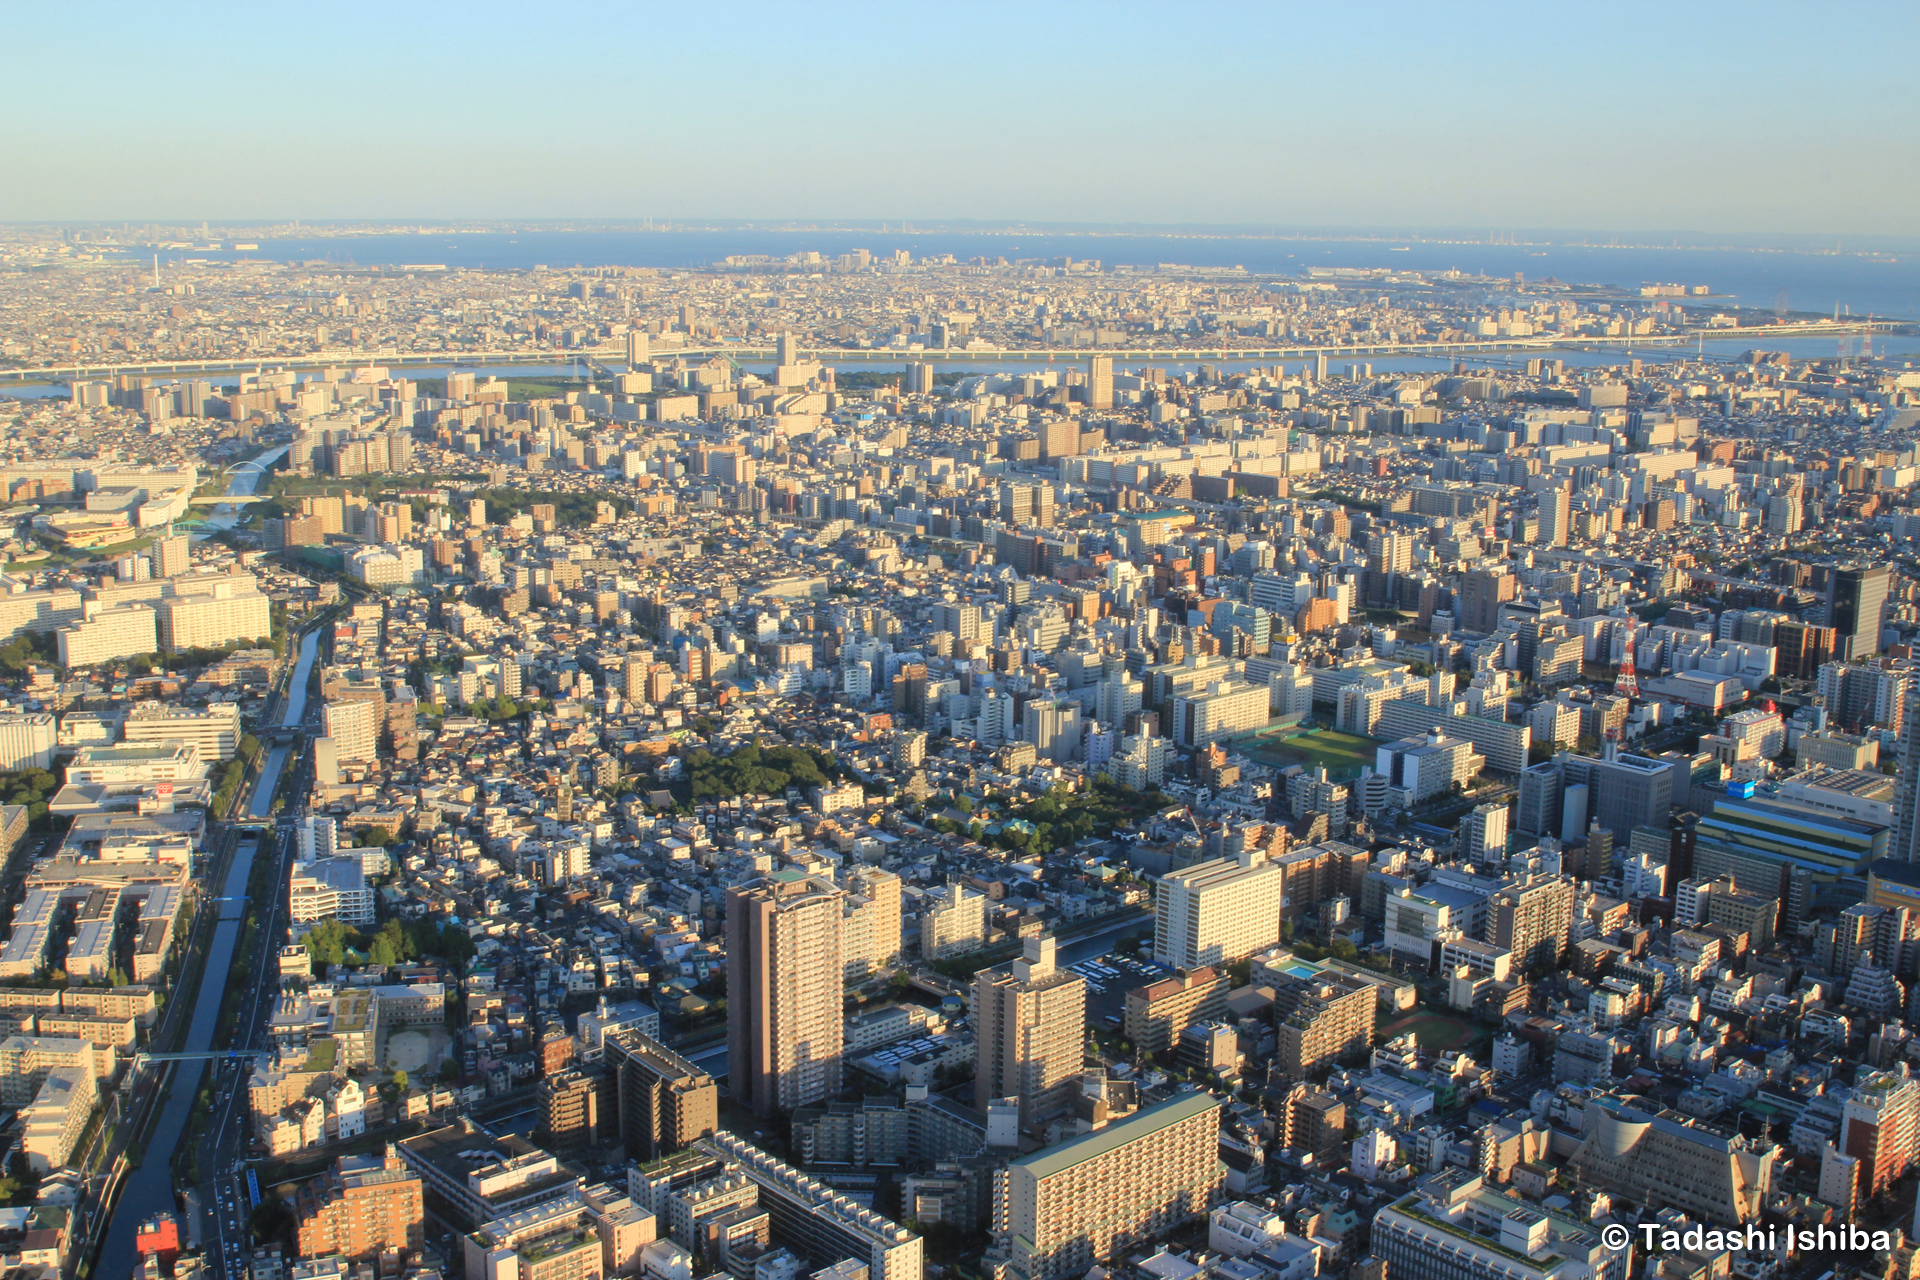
[1615,654,1640,700]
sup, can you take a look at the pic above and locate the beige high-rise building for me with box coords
[56,604,156,668]
[973,935,1085,1125]
[1538,486,1571,547]
[322,700,380,764]
[293,1149,425,1262]
[1271,973,1376,1079]
[1153,851,1284,970]
[727,872,846,1117]
[993,1091,1223,1280]
[156,577,272,651]
[1487,874,1575,972]
[1085,356,1114,411]
[920,884,988,961]
[148,533,190,580]
[842,866,902,984]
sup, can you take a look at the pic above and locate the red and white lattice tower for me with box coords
[1615,654,1640,700]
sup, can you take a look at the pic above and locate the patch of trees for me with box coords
[683,743,840,801]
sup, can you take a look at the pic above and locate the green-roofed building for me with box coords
[992,1090,1223,1280]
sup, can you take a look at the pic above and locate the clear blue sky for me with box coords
[4,0,1915,238]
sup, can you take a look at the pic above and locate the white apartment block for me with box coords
[122,701,241,762]
[322,700,379,764]
[1171,679,1268,750]
[921,884,988,961]
[57,605,156,668]
[0,713,55,772]
[1153,850,1284,969]
[156,578,272,651]
[289,856,376,927]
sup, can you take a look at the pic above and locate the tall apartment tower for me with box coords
[1152,850,1284,969]
[1487,874,1575,972]
[1538,486,1571,547]
[604,1029,718,1161]
[321,700,379,763]
[1086,356,1114,410]
[999,481,1056,529]
[727,873,847,1117]
[1458,569,1515,634]
[1462,801,1510,862]
[1830,564,1892,661]
[1366,532,1413,576]
[1271,973,1377,1079]
[974,935,1085,1125]
[625,330,651,366]
[1838,1069,1920,1201]
[149,533,190,580]
[842,865,903,983]
[775,331,800,366]
[1897,695,1920,863]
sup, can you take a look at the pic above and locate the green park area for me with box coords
[1237,727,1380,780]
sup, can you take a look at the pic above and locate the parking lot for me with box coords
[1063,949,1173,1032]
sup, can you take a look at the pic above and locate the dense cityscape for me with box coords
[0,210,1917,1280]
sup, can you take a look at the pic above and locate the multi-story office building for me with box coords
[998,482,1055,529]
[1123,966,1228,1055]
[920,884,988,961]
[1537,486,1571,547]
[1488,875,1575,972]
[1085,355,1114,411]
[1516,762,1562,839]
[1829,563,1891,661]
[1153,851,1285,969]
[1458,569,1516,634]
[1271,973,1376,1078]
[293,1150,425,1262]
[992,1091,1223,1280]
[122,701,240,762]
[605,1030,717,1162]
[1374,700,1530,776]
[1559,752,1675,839]
[1372,1170,1624,1280]
[1375,728,1484,804]
[727,873,846,1116]
[1567,1097,1777,1224]
[974,935,1085,1125]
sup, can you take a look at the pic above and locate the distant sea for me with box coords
[176,229,1920,321]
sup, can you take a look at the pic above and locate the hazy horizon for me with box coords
[6,0,1916,238]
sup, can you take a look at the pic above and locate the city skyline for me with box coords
[3,1,1916,237]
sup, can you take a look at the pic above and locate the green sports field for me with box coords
[1237,727,1380,780]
